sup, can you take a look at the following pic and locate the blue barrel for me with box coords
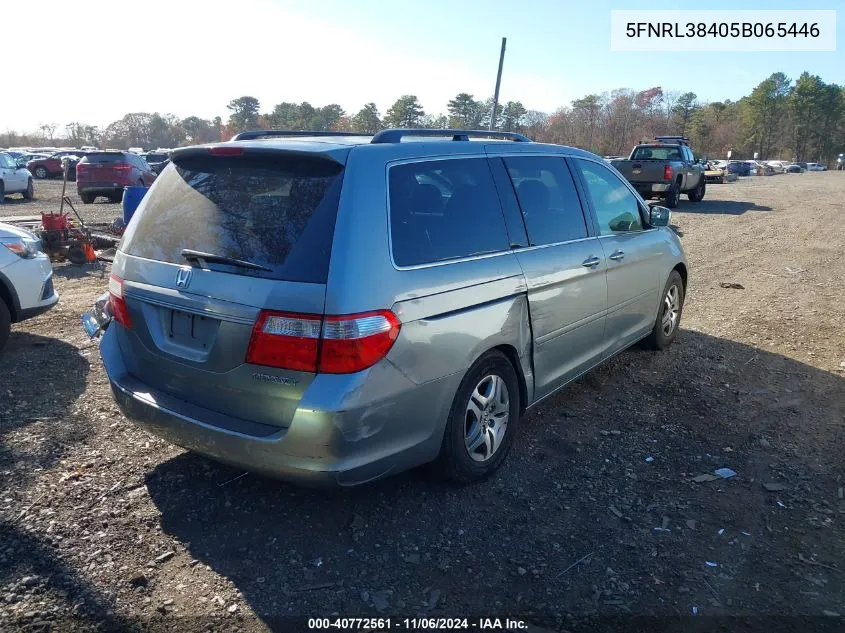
[122,186,148,225]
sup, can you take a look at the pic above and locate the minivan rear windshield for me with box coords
[120,154,344,284]
[81,153,126,163]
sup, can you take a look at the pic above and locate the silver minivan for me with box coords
[84,129,687,486]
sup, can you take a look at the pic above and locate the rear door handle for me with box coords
[581,256,602,268]
[608,250,625,261]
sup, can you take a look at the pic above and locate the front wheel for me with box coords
[687,176,706,202]
[80,192,96,204]
[0,180,5,204]
[22,179,34,200]
[34,166,48,179]
[435,350,521,484]
[642,270,685,350]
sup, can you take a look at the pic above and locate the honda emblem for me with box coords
[175,268,192,289]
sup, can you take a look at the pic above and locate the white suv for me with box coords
[0,222,59,349]
[0,152,35,202]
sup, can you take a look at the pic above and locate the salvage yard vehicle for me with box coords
[83,129,688,486]
[76,151,157,203]
[0,222,59,350]
[27,150,87,179]
[807,163,826,171]
[610,136,706,208]
[0,152,34,202]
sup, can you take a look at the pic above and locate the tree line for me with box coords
[4,71,843,164]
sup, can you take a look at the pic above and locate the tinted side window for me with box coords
[503,156,587,246]
[389,158,509,267]
[574,159,644,235]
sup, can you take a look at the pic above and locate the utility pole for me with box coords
[489,37,507,131]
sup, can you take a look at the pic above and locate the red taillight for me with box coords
[75,163,88,173]
[113,163,131,171]
[246,312,321,372]
[320,311,401,374]
[208,147,244,157]
[108,274,132,329]
[663,164,673,181]
[245,309,401,374]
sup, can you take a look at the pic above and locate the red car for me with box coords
[26,151,87,179]
[75,152,157,204]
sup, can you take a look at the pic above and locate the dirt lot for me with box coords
[1,174,844,632]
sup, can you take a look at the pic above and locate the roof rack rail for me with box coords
[370,129,532,144]
[653,135,690,145]
[231,130,367,141]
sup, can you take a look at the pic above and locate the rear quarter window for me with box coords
[388,158,510,267]
[120,155,344,284]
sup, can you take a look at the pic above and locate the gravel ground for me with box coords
[0,178,124,225]
[1,173,844,633]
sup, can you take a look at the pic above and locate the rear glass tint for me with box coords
[82,153,127,163]
[630,146,683,161]
[120,155,343,284]
[389,158,509,267]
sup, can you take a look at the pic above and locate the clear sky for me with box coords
[4,0,843,133]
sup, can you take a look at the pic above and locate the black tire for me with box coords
[663,182,680,208]
[33,166,48,179]
[0,299,10,351]
[0,180,4,205]
[108,192,122,204]
[80,192,96,204]
[22,179,34,200]
[435,350,521,484]
[67,244,87,265]
[642,270,685,350]
[687,176,706,202]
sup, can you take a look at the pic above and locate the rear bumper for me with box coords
[633,183,670,193]
[98,326,459,486]
[78,183,126,195]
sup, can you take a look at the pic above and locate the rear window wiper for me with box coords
[180,249,272,272]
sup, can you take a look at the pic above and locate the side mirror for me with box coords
[649,205,671,227]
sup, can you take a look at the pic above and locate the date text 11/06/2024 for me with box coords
[308,618,528,630]
[626,22,820,38]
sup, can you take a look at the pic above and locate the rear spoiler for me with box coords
[170,144,347,165]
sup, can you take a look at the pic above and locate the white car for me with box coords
[765,161,786,173]
[806,163,826,171]
[0,222,59,349]
[0,152,34,202]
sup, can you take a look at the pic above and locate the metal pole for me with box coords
[489,37,507,131]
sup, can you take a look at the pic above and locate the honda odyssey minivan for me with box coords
[84,129,688,486]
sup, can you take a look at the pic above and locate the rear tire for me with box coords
[687,176,706,202]
[435,350,521,484]
[642,270,685,350]
[108,192,122,203]
[80,192,96,204]
[22,179,34,200]
[0,180,5,204]
[0,299,10,351]
[663,182,680,208]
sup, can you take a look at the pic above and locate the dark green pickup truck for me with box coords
[610,136,706,208]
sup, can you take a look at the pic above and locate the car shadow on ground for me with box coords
[675,200,773,215]
[50,261,110,281]
[0,522,134,632]
[144,330,845,629]
[0,333,91,475]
